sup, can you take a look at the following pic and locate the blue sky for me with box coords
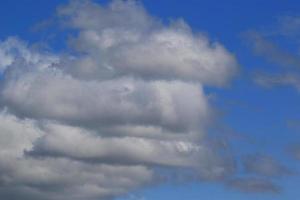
[1,1,300,200]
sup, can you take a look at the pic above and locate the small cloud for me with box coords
[243,31,300,68]
[286,119,300,131]
[277,15,300,38]
[288,144,300,160]
[253,72,300,91]
[242,154,291,177]
[227,177,281,193]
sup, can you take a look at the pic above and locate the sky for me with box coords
[1,0,300,200]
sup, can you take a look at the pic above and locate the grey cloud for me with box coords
[0,37,58,72]
[0,113,153,200]
[227,177,281,193]
[242,154,291,177]
[26,123,236,180]
[287,119,300,131]
[254,72,300,91]
[1,67,211,132]
[3,159,153,200]
[245,31,300,68]
[289,144,300,160]
[0,0,241,199]
[0,38,212,132]
[246,16,300,91]
[57,0,238,86]
[277,15,300,38]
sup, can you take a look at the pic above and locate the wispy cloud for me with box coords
[227,177,281,193]
[254,72,300,90]
[244,31,300,68]
[242,154,291,177]
[244,16,300,92]
[288,144,300,160]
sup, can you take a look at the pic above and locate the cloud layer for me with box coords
[0,1,242,199]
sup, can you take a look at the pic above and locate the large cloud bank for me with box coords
[0,0,239,199]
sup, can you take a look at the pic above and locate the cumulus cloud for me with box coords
[1,69,211,132]
[0,0,240,199]
[57,0,238,86]
[0,111,154,200]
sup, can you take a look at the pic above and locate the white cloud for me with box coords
[0,111,153,200]
[1,68,211,132]
[0,0,239,199]
[57,0,238,86]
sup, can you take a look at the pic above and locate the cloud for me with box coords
[0,0,241,199]
[242,154,291,177]
[57,0,238,86]
[254,72,300,90]
[245,27,300,91]
[1,68,211,132]
[227,177,281,193]
[244,31,300,68]
[26,122,236,180]
[288,144,300,160]
[277,15,300,38]
[0,111,154,200]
